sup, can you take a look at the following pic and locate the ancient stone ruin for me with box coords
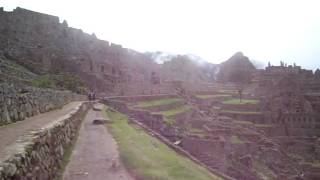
[1,7,320,180]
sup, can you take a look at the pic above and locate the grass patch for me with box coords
[104,107,222,180]
[31,73,88,93]
[222,99,259,105]
[230,135,245,144]
[154,105,192,117]
[195,94,231,99]
[217,90,238,94]
[187,127,208,138]
[164,117,175,126]
[31,74,56,89]
[54,123,81,180]
[135,98,184,108]
[222,110,261,115]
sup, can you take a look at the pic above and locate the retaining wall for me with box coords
[0,83,85,125]
[0,102,91,180]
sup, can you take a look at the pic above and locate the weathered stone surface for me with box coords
[0,7,163,94]
[0,83,83,125]
[0,102,90,180]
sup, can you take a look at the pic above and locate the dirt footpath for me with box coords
[63,105,134,180]
[0,101,83,161]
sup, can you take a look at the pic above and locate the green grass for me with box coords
[230,135,245,144]
[195,94,231,99]
[217,90,238,94]
[54,117,83,180]
[104,107,221,180]
[163,117,175,126]
[154,105,192,117]
[222,99,259,105]
[31,74,87,93]
[135,98,184,108]
[187,127,208,138]
[31,74,56,89]
[221,110,261,115]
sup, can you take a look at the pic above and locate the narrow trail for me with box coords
[0,101,83,161]
[63,104,134,180]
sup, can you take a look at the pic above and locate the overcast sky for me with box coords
[1,0,320,69]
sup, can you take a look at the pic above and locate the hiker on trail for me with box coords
[88,91,95,101]
[87,92,92,101]
[92,92,96,101]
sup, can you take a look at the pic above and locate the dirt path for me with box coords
[0,101,83,161]
[63,105,134,180]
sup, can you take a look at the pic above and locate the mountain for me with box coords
[145,52,218,82]
[216,52,256,83]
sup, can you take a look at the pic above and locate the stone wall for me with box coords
[0,102,91,180]
[0,7,161,94]
[0,83,84,125]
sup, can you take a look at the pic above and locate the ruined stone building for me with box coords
[0,7,160,94]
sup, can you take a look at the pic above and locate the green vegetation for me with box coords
[154,105,192,117]
[217,90,238,94]
[31,74,56,88]
[223,98,260,105]
[55,123,81,180]
[104,107,221,180]
[233,120,254,125]
[163,117,175,126]
[195,94,231,99]
[187,127,208,138]
[230,135,245,144]
[221,110,261,115]
[152,105,191,126]
[31,73,87,93]
[135,98,184,108]
[53,73,87,93]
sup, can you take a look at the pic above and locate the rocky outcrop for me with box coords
[0,102,90,180]
[0,83,84,125]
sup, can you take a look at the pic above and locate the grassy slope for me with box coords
[104,107,222,180]
[154,105,192,117]
[135,98,184,108]
[195,94,231,99]
[222,99,259,105]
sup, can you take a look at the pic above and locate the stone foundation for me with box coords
[0,102,91,180]
[0,83,84,125]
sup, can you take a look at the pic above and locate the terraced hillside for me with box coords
[104,107,223,180]
[105,82,320,180]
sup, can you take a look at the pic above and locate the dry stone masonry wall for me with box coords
[0,83,83,125]
[0,102,91,180]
